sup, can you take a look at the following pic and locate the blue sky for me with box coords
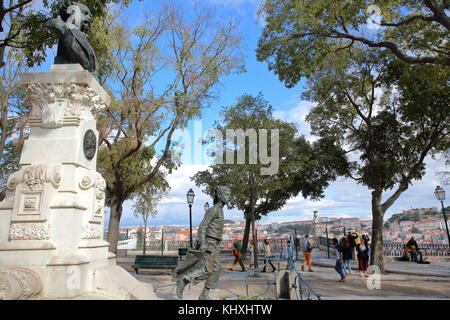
[34,0,448,228]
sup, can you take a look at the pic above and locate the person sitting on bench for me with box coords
[406,237,423,262]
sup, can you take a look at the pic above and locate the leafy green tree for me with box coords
[132,172,169,255]
[0,48,29,200]
[191,93,345,267]
[97,4,244,253]
[256,0,449,87]
[303,47,449,271]
[0,2,126,198]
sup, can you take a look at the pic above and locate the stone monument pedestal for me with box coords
[0,65,156,300]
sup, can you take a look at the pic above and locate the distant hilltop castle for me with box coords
[388,207,441,224]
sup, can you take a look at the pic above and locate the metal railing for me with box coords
[292,265,321,300]
[317,236,449,257]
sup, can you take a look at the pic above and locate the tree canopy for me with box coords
[256,0,449,87]
[303,46,449,270]
[191,93,346,261]
[96,3,244,253]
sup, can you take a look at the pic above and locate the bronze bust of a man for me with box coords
[46,1,97,72]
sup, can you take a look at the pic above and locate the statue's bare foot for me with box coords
[199,287,212,300]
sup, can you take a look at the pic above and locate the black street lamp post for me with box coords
[294,228,299,261]
[434,186,450,253]
[326,227,330,259]
[186,189,195,248]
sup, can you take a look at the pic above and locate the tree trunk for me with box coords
[251,217,258,269]
[143,223,147,256]
[107,196,123,254]
[0,99,8,157]
[370,190,385,273]
[241,216,251,254]
[0,46,5,69]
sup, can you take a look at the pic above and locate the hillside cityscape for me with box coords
[115,206,450,246]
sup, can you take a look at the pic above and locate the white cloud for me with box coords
[269,96,448,224]
[107,155,447,228]
[273,99,317,142]
[107,163,245,227]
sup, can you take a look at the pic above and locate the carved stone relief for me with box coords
[81,223,103,240]
[0,268,42,300]
[9,222,52,240]
[26,83,106,128]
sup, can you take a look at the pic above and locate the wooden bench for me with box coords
[132,255,179,274]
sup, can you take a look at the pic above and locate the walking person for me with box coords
[357,234,370,277]
[332,238,346,282]
[262,238,276,272]
[300,234,314,272]
[230,241,245,272]
[341,237,353,277]
[347,231,358,261]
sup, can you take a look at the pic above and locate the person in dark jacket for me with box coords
[341,236,353,276]
[347,231,358,261]
[332,238,346,282]
[357,235,370,277]
[406,237,423,262]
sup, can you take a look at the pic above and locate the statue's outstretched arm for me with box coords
[45,17,68,39]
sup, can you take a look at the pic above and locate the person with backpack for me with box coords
[300,234,314,272]
[357,234,370,277]
[332,238,346,282]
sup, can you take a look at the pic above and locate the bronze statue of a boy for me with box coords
[172,186,231,300]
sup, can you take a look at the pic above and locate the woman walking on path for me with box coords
[332,238,346,282]
[357,235,370,277]
[341,237,353,277]
[262,238,276,272]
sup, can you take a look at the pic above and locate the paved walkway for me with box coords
[297,264,450,300]
[297,249,450,278]
[116,253,450,300]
